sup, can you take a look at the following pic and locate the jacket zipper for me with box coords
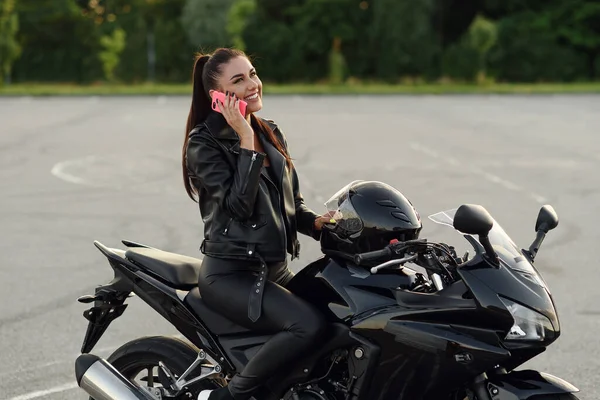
[279,163,288,258]
[265,165,287,259]
[276,187,287,259]
[222,217,233,236]
[241,152,258,195]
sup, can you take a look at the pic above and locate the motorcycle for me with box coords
[74,197,580,400]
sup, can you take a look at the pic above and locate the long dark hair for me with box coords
[182,48,292,201]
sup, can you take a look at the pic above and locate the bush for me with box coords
[98,27,126,82]
[180,0,234,52]
[487,12,588,82]
[12,0,102,83]
[441,39,480,81]
[152,20,193,82]
[227,0,256,51]
[369,0,441,81]
[242,0,371,83]
[441,14,497,82]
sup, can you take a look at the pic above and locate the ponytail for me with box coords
[183,54,211,201]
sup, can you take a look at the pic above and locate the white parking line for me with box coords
[7,382,78,400]
[6,335,185,400]
[3,344,117,399]
[409,142,548,204]
[0,360,64,379]
[50,156,97,186]
[0,345,117,379]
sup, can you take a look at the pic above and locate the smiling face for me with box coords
[209,56,263,115]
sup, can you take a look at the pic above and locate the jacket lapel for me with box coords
[259,133,286,189]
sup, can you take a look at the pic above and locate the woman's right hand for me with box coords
[217,92,254,142]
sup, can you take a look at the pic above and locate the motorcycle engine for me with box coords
[282,350,349,400]
[285,385,332,400]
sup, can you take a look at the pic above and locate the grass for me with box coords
[1,81,600,96]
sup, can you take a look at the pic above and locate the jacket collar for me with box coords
[203,111,280,139]
[201,113,285,172]
[201,112,241,154]
[203,111,239,141]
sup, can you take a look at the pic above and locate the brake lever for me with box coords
[370,253,418,274]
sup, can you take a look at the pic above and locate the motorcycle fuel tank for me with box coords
[288,256,418,322]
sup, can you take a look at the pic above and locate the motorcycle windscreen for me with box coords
[428,208,548,290]
[427,208,560,342]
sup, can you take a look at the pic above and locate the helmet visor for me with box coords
[324,181,364,236]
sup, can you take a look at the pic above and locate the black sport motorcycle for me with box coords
[74,200,580,400]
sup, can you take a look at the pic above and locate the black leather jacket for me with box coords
[185,112,320,263]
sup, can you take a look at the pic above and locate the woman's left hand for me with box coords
[314,212,336,231]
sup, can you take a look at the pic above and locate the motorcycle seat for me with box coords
[125,247,202,289]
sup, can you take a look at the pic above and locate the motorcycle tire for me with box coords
[89,335,223,400]
[528,395,580,400]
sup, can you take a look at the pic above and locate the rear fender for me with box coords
[81,241,234,371]
[79,242,138,353]
[487,369,579,399]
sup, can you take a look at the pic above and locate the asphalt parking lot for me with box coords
[1,94,598,399]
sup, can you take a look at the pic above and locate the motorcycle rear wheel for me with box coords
[89,335,223,399]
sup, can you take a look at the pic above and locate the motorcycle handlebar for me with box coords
[353,240,456,278]
[353,240,440,266]
[353,247,392,265]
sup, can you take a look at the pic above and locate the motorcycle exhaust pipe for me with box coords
[75,353,158,400]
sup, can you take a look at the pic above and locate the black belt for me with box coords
[246,244,268,322]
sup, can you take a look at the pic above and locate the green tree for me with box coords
[441,39,480,82]
[328,36,347,84]
[370,0,441,81]
[291,0,370,81]
[12,0,102,83]
[552,1,600,80]
[89,0,192,83]
[181,0,235,52]
[227,0,256,51]
[242,0,369,82]
[468,15,497,80]
[0,0,22,85]
[98,27,126,81]
[154,4,194,82]
[487,11,587,82]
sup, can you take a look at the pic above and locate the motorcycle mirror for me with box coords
[453,204,493,237]
[535,205,559,233]
[526,205,559,261]
[453,204,498,264]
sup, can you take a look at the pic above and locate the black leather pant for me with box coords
[198,255,326,400]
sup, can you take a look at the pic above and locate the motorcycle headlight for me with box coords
[499,297,554,341]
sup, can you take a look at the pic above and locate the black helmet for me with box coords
[320,180,422,259]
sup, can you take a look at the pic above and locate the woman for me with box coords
[182,48,331,400]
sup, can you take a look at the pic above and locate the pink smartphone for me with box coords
[211,91,247,116]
